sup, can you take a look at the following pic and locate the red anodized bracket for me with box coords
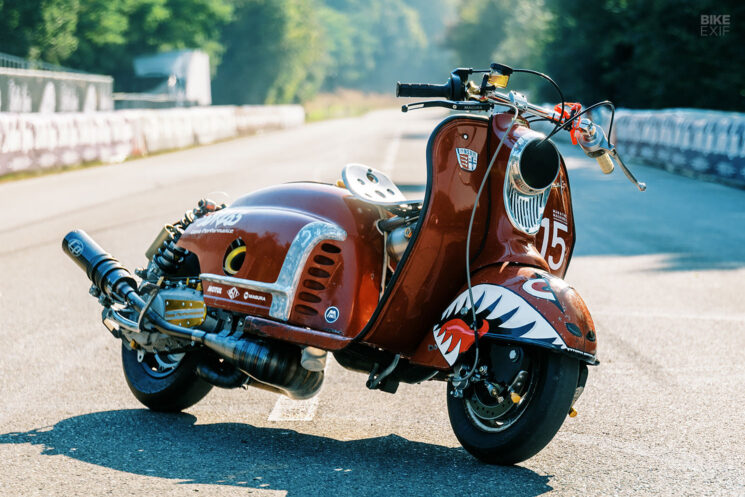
[553,102,583,145]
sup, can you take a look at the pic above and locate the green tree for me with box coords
[1,0,232,83]
[447,0,745,110]
[445,0,555,101]
[543,0,745,110]
[213,0,325,104]
[67,0,232,79]
[0,0,79,64]
[318,0,431,91]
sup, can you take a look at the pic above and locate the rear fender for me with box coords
[410,265,597,369]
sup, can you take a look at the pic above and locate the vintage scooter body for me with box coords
[175,111,597,370]
[63,64,648,465]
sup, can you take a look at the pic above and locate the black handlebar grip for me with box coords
[396,81,451,99]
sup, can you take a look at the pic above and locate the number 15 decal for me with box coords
[538,218,567,271]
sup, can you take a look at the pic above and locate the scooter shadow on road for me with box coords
[0,409,552,496]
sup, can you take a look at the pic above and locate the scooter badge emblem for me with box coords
[455,148,478,171]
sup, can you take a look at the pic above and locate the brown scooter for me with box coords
[63,63,644,465]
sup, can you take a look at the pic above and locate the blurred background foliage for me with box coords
[0,0,743,110]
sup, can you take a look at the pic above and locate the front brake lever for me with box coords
[609,149,647,191]
[578,124,646,192]
[401,100,491,113]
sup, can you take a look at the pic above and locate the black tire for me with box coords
[447,350,580,465]
[121,344,213,412]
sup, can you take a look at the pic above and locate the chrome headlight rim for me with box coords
[506,133,561,196]
[503,133,560,235]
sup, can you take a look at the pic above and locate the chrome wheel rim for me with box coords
[463,360,538,433]
[139,351,185,379]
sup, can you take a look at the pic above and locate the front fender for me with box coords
[410,265,597,369]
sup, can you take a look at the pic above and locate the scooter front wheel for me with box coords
[446,349,580,465]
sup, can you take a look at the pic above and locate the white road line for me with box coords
[267,357,339,422]
[268,394,320,422]
[380,130,401,176]
[593,309,745,322]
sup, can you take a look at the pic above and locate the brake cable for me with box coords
[453,69,609,385]
[543,100,616,146]
[454,102,520,387]
[512,68,565,139]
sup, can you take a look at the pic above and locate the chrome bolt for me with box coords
[509,349,519,362]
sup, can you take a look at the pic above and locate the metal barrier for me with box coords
[613,109,745,188]
[0,105,305,177]
[0,51,88,74]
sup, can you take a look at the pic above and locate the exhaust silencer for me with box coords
[63,229,323,400]
[201,334,324,400]
[63,230,138,301]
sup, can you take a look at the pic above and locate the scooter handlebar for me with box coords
[396,81,452,99]
[595,152,615,174]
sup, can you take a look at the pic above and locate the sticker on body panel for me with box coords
[433,284,567,366]
[522,275,563,312]
[324,306,339,323]
[68,239,84,257]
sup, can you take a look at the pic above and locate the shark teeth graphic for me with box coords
[433,324,462,365]
[439,285,495,322]
[432,284,567,365]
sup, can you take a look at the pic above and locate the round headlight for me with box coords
[507,134,560,195]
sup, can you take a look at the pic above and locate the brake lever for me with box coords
[401,100,491,113]
[609,149,647,191]
[577,124,646,192]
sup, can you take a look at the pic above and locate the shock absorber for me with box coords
[142,198,225,277]
[152,238,190,274]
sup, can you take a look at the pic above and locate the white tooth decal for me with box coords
[443,340,461,365]
[454,293,469,315]
[441,301,457,321]
[497,306,537,330]
[472,287,487,312]
[432,283,568,366]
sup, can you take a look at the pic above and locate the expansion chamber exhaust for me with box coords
[62,230,323,400]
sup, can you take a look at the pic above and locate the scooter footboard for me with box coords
[410,265,597,369]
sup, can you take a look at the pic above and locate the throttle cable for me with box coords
[454,102,520,386]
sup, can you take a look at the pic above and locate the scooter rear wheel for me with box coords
[446,349,579,465]
[121,344,212,412]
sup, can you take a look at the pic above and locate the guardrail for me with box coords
[0,51,88,74]
[613,109,745,189]
[0,105,304,177]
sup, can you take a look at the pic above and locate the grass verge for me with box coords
[303,90,400,122]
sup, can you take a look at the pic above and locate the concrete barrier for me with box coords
[0,105,304,177]
[613,109,745,188]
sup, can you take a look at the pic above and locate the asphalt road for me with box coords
[1,109,744,496]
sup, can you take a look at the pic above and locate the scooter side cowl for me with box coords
[410,264,597,369]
